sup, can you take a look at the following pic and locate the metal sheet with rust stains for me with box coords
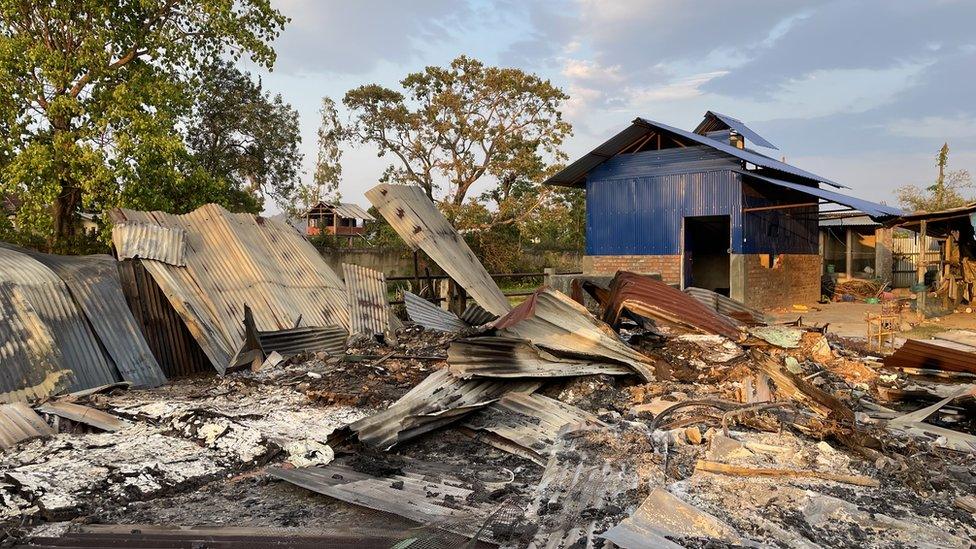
[112,222,187,266]
[462,393,606,465]
[0,244,165,400]
[365,184,511,316]
[342,263,391,336]
[270,458,494,540]
[110,204,350,373]
[447,336,632,379]
[338,368,540,450]
[603,272,742,340]
[0,403,54,448]
[403,291,467,333]
[685,286,769,326]
[36,401,128,432]
[885,339,976,375]
[493,289,659,381]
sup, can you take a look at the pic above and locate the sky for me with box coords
[251,0,976,212]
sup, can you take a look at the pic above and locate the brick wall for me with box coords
[583,255,681,285]
[743,253,821,309]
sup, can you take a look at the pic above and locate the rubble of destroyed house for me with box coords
[0,185,974,548]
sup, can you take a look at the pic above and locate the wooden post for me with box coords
[845,228,853,280]
[412,251,421,296]
[543,267,555,288]
[917,220,927,309]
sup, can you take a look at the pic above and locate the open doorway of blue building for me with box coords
[683,215,731,295]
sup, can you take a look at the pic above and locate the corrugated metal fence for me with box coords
[892,236,940,288]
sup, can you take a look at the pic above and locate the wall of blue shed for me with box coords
[585,169,743,255]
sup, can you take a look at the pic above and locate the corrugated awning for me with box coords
[739,171,903,220]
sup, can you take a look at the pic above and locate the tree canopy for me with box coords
[0,1,289,244]
[897,143,973,212]
[343,55,571,210]
[187,61,302,214]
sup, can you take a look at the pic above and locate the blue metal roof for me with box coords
[636,118,848,189]
[701,111,778,150]
[739,171,903,219]
[544,116,848,189]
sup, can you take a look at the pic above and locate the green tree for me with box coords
[897,142,973,212]
[0,1,287,243]
[343,55,571,212]
[292,96,343,216]
[187,61,302,214]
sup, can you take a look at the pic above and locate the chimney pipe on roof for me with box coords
[730,131,744,149]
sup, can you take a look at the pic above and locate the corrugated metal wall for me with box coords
[741,180,819,254]
[585,169,742,255]
[117,260,211,377]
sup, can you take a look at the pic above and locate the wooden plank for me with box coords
[695,460,879,487]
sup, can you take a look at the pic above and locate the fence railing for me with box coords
[386,270,582,305]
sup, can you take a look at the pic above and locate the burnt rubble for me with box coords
[4,189,976,548]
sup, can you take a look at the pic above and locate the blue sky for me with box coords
[252,0,976,211]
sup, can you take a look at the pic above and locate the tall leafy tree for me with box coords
[897,142,973,212]
[187,61,302,214]
[343,55,571,211]
[0,1,287,242]
[292,96,343,216]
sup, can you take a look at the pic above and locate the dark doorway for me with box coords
[684,215,731,295]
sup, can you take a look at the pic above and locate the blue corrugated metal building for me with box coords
[544,113,901,308]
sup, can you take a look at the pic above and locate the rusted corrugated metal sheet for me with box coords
[447,336,632,379]
[885,339,976,374]
[0,246,162,399]
[462,393,605,465]
[337,368,539,450]
[111,221,187,266]
[365,184,511,316]
[685,286,769,326]
[21,251,167,388]
[36,401,127,431]
[270,458,495,540]
[342,263,390,336]
[0,403,53,448]
[117,260,211,377]
[603,272,742,340]
[494,289,659,381]
[110,204,350,373]
[403,291,468,332]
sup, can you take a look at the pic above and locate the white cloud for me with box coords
[560,58,623,82]
[886,115,976,139]
[625,71,728,104]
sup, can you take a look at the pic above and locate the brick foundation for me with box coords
[583,255,681,285]
[741,254,821,310]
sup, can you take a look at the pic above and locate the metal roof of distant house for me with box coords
[308,201,375,221]
[544,116,848,189]
[694,111,778,150]
[819,213,880,227]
